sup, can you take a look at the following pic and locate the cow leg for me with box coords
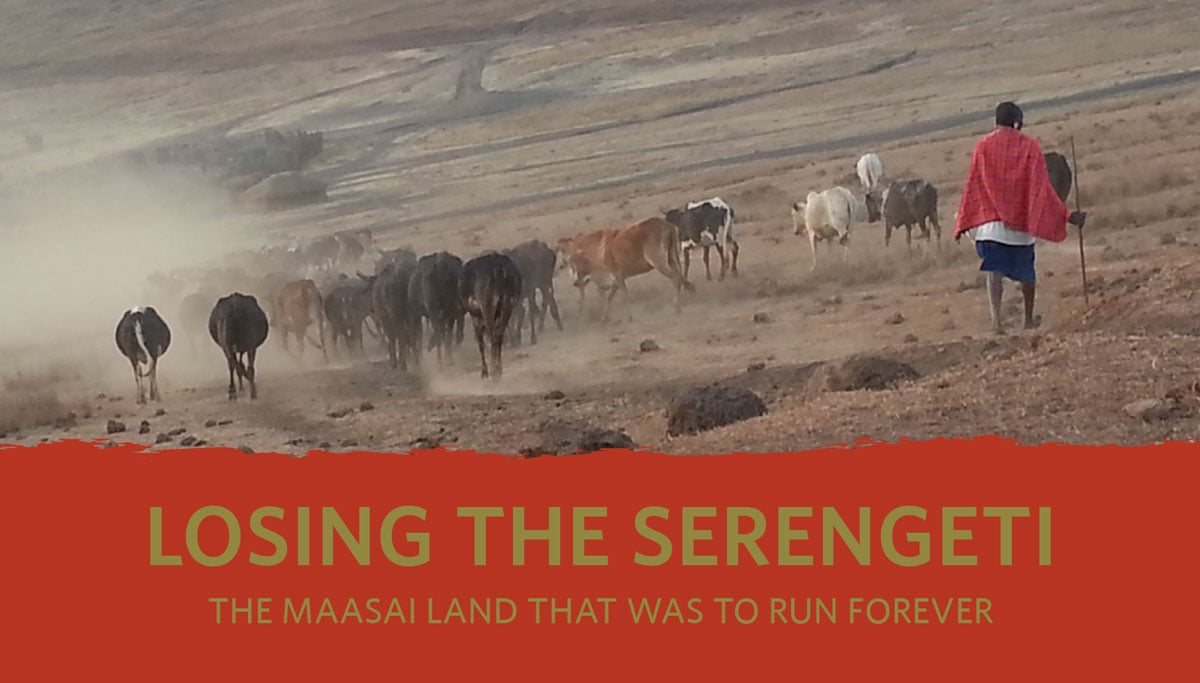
[130,358,145,405]
[439,320,450,366]
[412,319,424,365]
[702,246,713,281]
[408,323,419,370]
[412,323,423,370]
[682,248,692,281]
[149,355,160,402]
[885,223,893,248]
[296,328,305,361]
[492,304,516,380]
[224,351,238,401]
[906,225,913,254]
[436,324,446,367]
[545,285,564,331]
[730,239,740,277]
[385,331,397,369]
[575,281,587,312]
[615,278,634,322]
[714,244,728,281]
[318,318,328,363]
[246,349,258,400]
[527,293,539,345]
[490,333,504,380]
[600,283,621,324]
[809,234,819,272]
[511,302,523,347]
[487,326,502,381]
[474,318,489,379]
[931,214,943,247]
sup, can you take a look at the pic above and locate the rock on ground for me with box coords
[522,419,635,456]
[666,384,768,437]
[807,355,920,394]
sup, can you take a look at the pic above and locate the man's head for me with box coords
[996,101,1024,130]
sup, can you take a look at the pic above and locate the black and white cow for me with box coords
[663,197,738,281]
[115,307,172,404]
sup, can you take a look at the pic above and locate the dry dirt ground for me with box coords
[3,0,1200,455]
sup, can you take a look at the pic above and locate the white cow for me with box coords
[791,186,868,271]
[856,153,885,193]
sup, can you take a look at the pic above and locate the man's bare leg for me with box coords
[1021,282,1041,329]
[986,271,1005,334]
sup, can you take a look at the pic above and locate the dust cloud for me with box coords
[0,160,270,421]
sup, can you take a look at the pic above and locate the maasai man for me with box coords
[954,102,1087,333]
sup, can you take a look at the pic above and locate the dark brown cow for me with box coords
[877,179,941,249]
[557,217,694,323]
[208,293,269,401]
[323,278,374,359]
[371,260,420,371]
[460,253,522,380]
[409,251,465,366]
[273,279,327,362]
[503,239,562,346]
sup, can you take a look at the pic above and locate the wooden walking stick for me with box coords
[1070,136,1090,307]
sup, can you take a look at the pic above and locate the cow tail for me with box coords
[667,224,695,293]
[134,317,150,367]
[218,316,249,380]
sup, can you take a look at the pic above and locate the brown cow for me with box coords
[273,279,327,362]
[556,229,612,311]
[557,217,694,323]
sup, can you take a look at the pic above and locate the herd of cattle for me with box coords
[115,149,1074,404]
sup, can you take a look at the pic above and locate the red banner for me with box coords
[1,438,1197,679]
